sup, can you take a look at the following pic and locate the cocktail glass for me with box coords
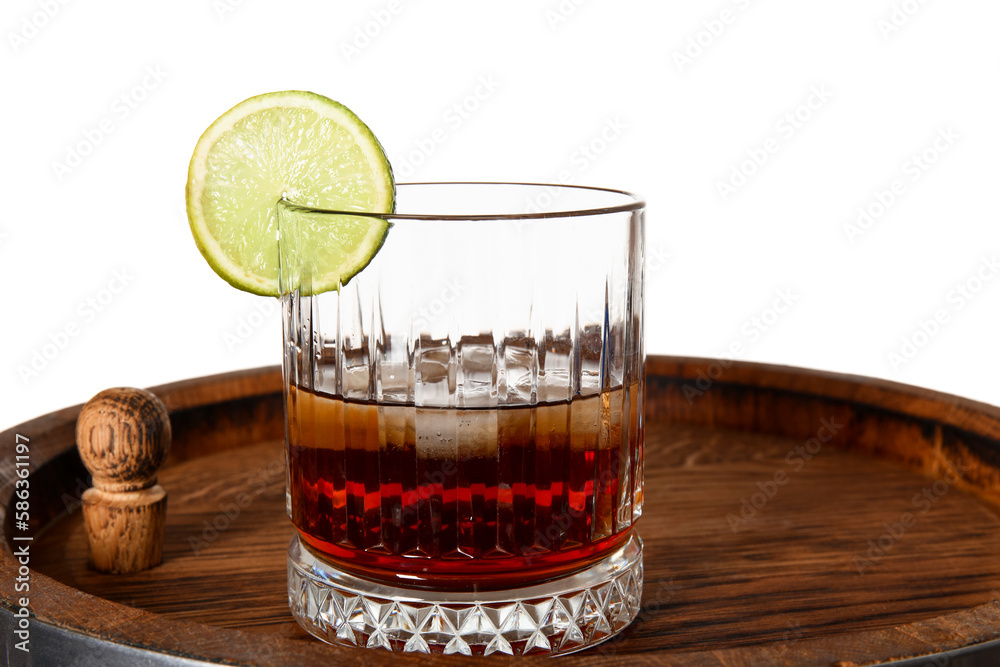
[278,182,645,656]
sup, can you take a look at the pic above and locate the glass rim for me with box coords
[278,181,644,221]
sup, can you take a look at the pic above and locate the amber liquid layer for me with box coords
[286,385,642,588]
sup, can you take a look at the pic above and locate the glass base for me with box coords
[287,534,643,656]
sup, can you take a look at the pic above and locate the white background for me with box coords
[2,0,999,432]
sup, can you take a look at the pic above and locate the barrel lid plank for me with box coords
[3,358,1000,666]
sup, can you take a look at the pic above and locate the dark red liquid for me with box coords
[286,385,642,589]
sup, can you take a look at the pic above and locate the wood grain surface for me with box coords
[3,357,1000,666]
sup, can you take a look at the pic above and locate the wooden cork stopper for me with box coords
[76,387,171,574]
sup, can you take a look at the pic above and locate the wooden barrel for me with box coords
[3,356,1000,666]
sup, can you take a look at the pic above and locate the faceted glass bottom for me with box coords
[288,534,643,656]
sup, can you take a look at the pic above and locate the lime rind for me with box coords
[186,91,395,297]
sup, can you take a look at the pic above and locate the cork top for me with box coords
[76,387,171,494]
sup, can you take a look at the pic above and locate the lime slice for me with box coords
[186,90,394,296]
